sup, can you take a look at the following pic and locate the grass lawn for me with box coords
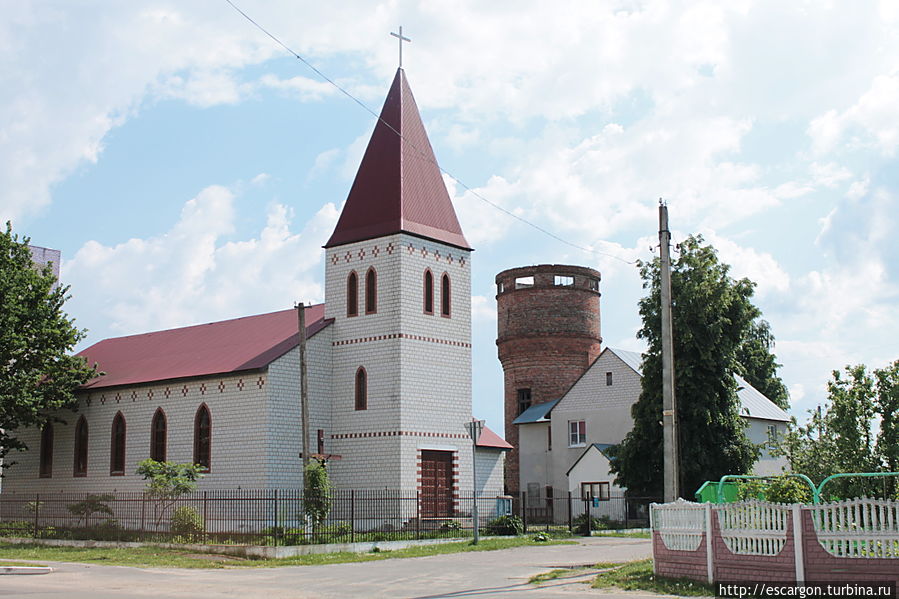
[0,536,574,569]
[591,559,715,596]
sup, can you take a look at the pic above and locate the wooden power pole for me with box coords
[659,201,680,502]
[297,303,310,478]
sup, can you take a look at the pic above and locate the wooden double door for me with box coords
[420,450,455,517]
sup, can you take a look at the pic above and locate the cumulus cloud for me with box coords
[63,184,338,341]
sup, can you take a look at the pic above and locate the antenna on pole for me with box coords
[659,199,680,502]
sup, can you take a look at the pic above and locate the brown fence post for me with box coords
[568,492,573,532]
[33,494,39,538]
[415,490,421,540]
[202,491,208,544]
[584,496,592,537]
[520,491,527,533]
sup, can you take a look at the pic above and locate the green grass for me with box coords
[592,559,715,596]
[0,537,574,569]
[593,530,650,538]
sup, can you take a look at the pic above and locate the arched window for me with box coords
[441,273,451,317]
[39,424,53,478]
[355,367,367,411]
[73,416,88,477]
[150,408,167,462]
[110,412,126,475]
[347,271,358,317]
[194,404,211,472]
[423,269,434,314]
[365,268,377,314]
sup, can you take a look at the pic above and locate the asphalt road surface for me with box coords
[1,536,657,599]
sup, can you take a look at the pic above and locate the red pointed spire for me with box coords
[325,69,471,250]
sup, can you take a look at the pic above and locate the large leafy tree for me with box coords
[771,361,899,499]
[0,222,96,469]
[735,320,790,410]
[610,235,787,498]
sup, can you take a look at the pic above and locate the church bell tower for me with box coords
[322,68,475,498]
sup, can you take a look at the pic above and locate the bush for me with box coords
[573,513,608,534]
[485,515,523,536]
[737,477,813,504]
[170,506,204,541]
[439,520,462,532]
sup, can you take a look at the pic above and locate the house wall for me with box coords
[566,449,624,497]
[324,233,475,492]
[475,449,505,497]
[548,350,639,493]
[2,371,272,494]
[517,422,553,493]
[745,419,789,476]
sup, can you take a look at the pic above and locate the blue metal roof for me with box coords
[512,398,561,424]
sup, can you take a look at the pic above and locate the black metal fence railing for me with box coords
[0,490,655,545]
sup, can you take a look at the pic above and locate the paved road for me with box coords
[1,536,657,599]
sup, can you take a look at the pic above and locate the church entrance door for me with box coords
[420,450,455,517]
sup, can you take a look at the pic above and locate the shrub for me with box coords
[572,513,607,534]
[485,515,523,536]
[439,520,462,532]
[170,506,204,541]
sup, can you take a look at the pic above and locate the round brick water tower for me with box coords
[495,264,602,493]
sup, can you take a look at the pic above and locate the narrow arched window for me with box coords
[150,408,167,462]
[424,270,434,314]
[355,367,367,411]
[365,268,377,314]
[110,412,126,475]
[194,404,211,472]
[39,424,53,478]
[73,416,88,476]
[441,273,451,317]
[347,271,358,317]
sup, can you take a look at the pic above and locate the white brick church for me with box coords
[3,68,510,506]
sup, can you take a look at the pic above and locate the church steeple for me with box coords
[324,69,471,251]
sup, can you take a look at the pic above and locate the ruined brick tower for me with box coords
[496,265,602,493]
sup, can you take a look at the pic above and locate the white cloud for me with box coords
[258,74,336,101]
[471,295,496,322]
[701,232,791,298]
[63,184,338,340]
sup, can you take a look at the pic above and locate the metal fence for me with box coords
[0,489,516,545]
[514,492,657,532]
[0,489,654,545]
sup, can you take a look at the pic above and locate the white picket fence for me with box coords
[651,498,706,551]
[807,498,899,558]
[716,500,790,556]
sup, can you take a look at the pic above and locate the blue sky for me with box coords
[4,1,899,436]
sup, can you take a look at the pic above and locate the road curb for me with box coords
[0,566,53,575]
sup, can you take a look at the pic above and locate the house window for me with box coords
[441,274,451,317]
[497,281,504,294]
[569,420,587,447]
[150,408,167,462]
[589,279,599,292]
[39,424,53,478]
[517,388,532,415]
[73,416,88,477]
[110,412,126,476]
[346,271,358,317]
[194,404,211,472]
[767,424,778,441]
[355,367,367,411]
[606,372,613,386]
[581,481,610,501]
[515,276,534,289]
[423,270,434,314]
[554,275,574,286]
[547,425,552,451]
[365,268,377,314]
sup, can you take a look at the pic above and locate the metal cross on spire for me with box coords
[390,26,411,68]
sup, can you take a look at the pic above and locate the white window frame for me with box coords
[568,420,587,447]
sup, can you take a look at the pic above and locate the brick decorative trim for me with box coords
[330,242,468,269]
[333,333,470,348]
[332,430,468,440]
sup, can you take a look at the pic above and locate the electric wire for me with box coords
[224,0,636,265]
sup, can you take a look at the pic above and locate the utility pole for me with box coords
[465,420,485,544]
[659,201,680,502]
[297,303,310,480]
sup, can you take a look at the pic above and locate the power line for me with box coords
[224,0,636,265]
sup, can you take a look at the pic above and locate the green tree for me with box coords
[0,222,97,469]
[136,459,204,529]
[735,320,790,410]
[770,362,899,500]
[303,460,332,530]
[610,236,785,498]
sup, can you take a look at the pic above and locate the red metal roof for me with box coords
[477,425,513,450]
[78,305,330,390]
[325,68,471,250]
